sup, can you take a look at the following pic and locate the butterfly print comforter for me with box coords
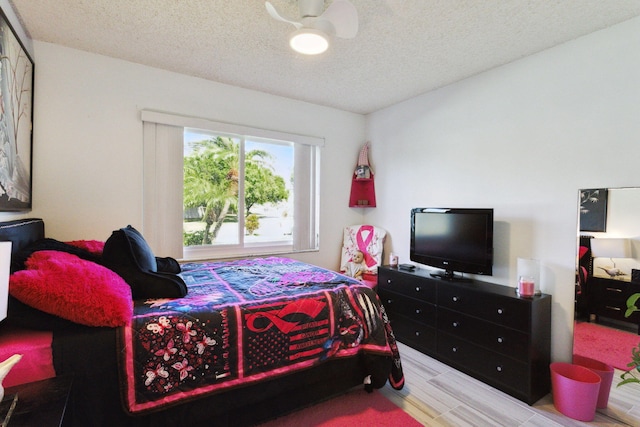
[119,257,404,414]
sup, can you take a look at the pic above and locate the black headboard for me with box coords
[0,218,45,255]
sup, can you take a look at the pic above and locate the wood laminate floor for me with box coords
[380,342,640,426]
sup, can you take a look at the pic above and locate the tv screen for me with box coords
[410,208,493,280]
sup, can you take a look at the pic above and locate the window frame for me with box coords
[142,110,322,261]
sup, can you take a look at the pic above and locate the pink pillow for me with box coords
[66,240,105,255]
[9,251,132,327]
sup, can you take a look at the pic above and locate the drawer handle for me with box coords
[605,287,623,293]
[497,337,504,343]
[415,286,421,292]
[415,309,422,314]
[497,308,504,315]
[496,365,503,372]
[605,306,622,311]
[386,299,393,305]
[387,279,392,284]
[452,347,457,353]
[452,321,460,328]
[452,296,459,302]
[415,331,420,336]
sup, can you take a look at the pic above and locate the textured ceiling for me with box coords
[8,0,640,114]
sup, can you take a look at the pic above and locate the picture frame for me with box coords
[580,188,608,232]
[0,8,33,211]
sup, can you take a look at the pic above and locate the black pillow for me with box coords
[121,225,157,272]
[102,226,187,299]
[156,256,181,274]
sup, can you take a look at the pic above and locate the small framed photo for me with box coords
[580,188,608,232]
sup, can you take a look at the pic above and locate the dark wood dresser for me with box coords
[378,266,551,405]
[588,276,640,331]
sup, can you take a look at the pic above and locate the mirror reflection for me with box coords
[574,187,640,417]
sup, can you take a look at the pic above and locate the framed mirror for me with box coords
[574,187,640,420]
[573,188,640,425]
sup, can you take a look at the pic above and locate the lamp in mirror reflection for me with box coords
[590,238,630,278]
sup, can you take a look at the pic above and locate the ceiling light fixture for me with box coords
[289,28,329,55]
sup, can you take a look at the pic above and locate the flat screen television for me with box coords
[410,208,494,281]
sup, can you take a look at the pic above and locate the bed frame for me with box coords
[0,218,368,427]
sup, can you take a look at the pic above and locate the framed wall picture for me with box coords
[580,188,608,232]
[0,8,33,211]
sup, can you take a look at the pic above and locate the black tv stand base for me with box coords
[429,272,472,282]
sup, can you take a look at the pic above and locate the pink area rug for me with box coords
[256,387,421,427]
[573,321,640,370]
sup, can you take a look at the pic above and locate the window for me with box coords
[142,111,321,260]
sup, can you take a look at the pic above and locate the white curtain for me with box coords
[142,118,184,258]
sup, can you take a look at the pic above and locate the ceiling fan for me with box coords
[265,0,358,55]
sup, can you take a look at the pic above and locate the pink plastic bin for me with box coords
[572,355,614,408]
[550,362,601,421]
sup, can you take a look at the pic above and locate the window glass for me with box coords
[183,130,296,255]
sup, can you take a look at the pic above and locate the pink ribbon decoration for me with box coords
[245,298,326,334]
[355,225,377,268]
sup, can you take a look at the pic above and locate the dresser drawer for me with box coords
[593,298,636,322]
[378,289,437,327]
[595,289,627,310]
[378,269,436,303]
[437,332,528,392]
[438,285,530,331]
[390,315,437,353]
[594,278,640,295]
[438,307,529,360]
[594,303,627,321]
[591,277,640,323]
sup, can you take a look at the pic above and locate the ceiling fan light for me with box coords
[289,28,329,55]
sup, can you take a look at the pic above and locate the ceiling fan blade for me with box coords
[265,1,303,29]
[320,0,358,38]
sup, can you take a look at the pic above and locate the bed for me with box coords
[0,218,404,426]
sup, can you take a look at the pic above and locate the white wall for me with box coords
[0,41,366,270]
[365,17,640,362]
